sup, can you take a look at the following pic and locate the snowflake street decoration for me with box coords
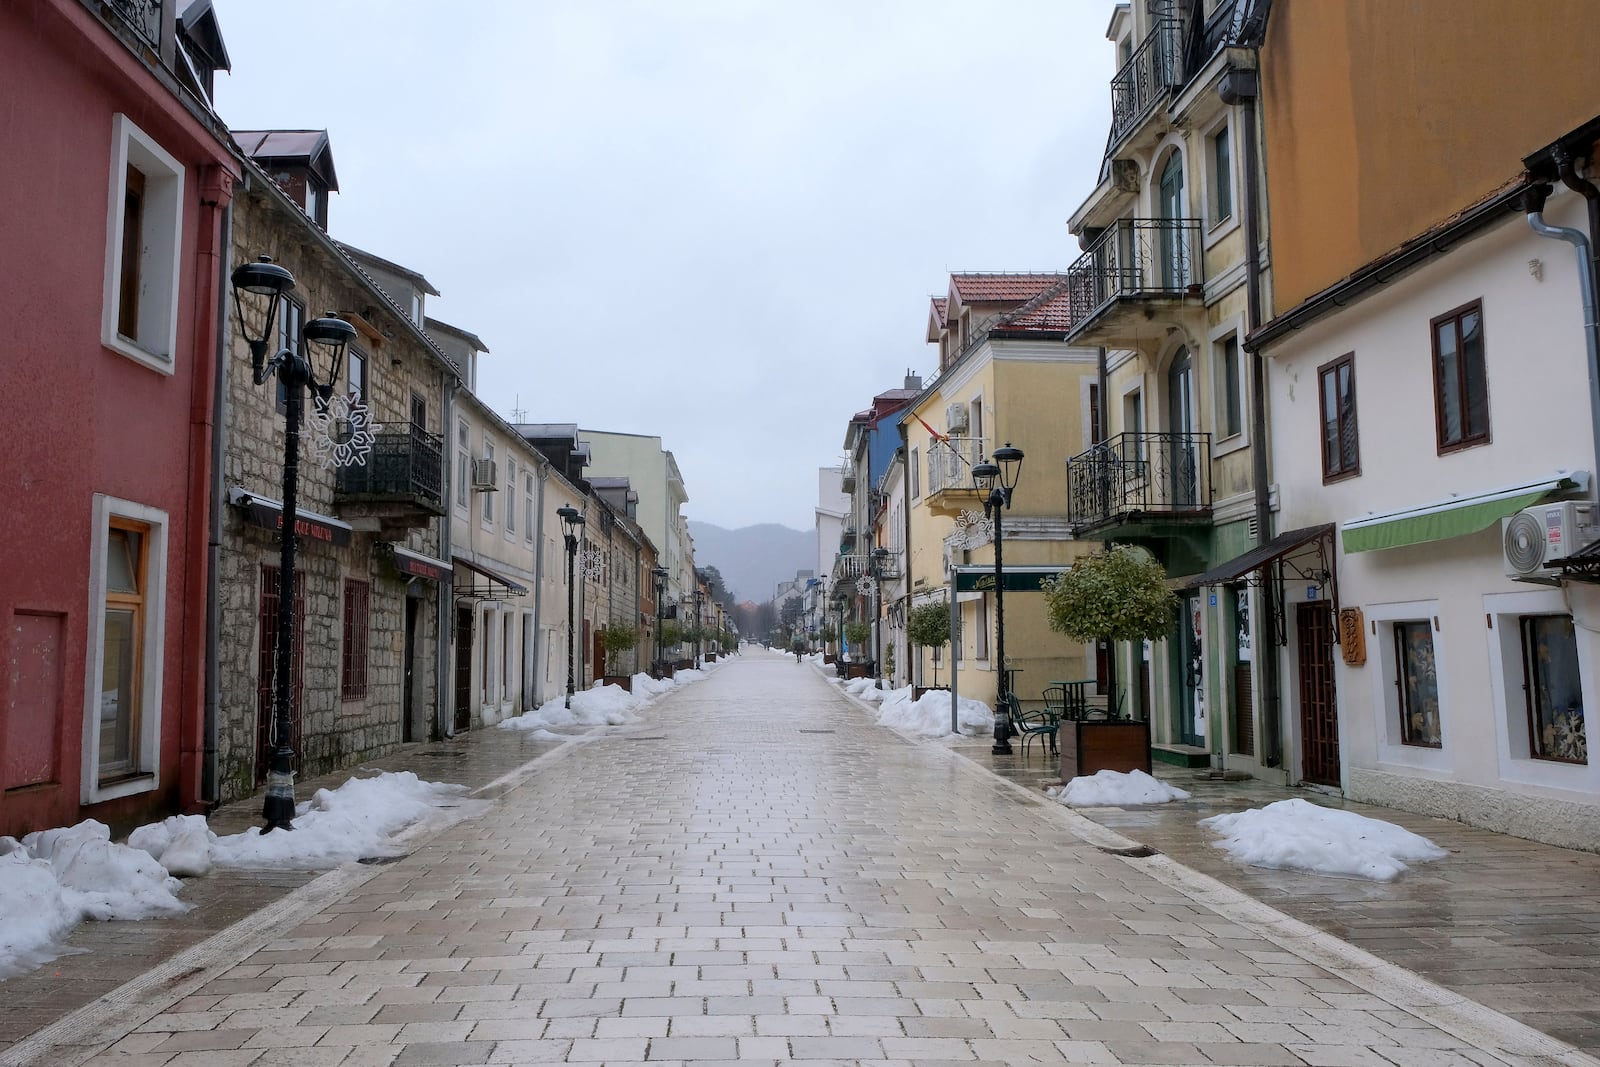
[309,392,380,469]
[581,544,605,582]
[954,507,993,546]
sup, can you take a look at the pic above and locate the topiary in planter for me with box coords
[906,600,951,686]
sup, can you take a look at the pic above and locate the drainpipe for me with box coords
[202,194,233,806]
[1526,182,1600,496]
[438,373,456,739]
[533,463,548,704]
[1221,63,1281,767]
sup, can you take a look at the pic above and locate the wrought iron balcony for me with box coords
[1062,217,1203,342]
[335,424,445,519]
[1066,432,1212,530]
[107,0,163,49]
[1109,15,1181,151]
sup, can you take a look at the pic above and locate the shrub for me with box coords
[596,621,639,674]
[1040,545,1178,643]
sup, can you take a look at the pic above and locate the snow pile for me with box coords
[870,685,995,738]
[0,771,485,979]
[1201,797,1448,881]
[0,820,189,979]
[497,661,714,736]
[841,677,885,702]
[1050,769,1192,807]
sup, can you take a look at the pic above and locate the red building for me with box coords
[0,0,239,836]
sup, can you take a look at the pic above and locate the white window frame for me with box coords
[102,114,185,374]
[82,494,168,803]
[1485,588,1599,793]
[524,473,535,542]
[1364,599,1452,773]
[1210,316,1249,454]
[480,438,495,528]
[505,459,517,540]
[1201,113,1242,249]
[455,418,471,514]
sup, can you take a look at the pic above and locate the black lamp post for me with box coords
[871,547,889,688]
[229,256,356,832]
[651,566,669,677]
[972,442,1025,756]
[558,506,584,707]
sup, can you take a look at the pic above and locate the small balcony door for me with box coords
[1158,152,1187,288]
[1167,346,1198,508]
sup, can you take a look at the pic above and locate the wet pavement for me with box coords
[1,653,1597,1066]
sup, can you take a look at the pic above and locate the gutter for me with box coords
[437,372,456,739]
[1525,183,1600,500]
[202,189,232,805]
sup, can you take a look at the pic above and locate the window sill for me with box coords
[89,771,157,804]
[1203,214,1241,252]
[104,334,176,377]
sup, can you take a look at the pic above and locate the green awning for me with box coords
[951,565,1065,592]
[1341,475,1584,553]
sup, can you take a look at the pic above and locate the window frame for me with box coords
[1218,333,1243,441]
[456,418,471,513]
[1210,124,1233,226]
[1431,298,1490,454]
[481,438,496,526]
[347,348,367,408]
[102,115,185,374]
[524,472,536,542]
[1318,352,1360,482]
[505,459,517,539]
[82,496,168,802]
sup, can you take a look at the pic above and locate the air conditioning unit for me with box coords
[945,402,969,434]
[1503,501,1598,581]
[471,458,498,491]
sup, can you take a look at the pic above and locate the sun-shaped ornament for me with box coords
[309,392,381,469]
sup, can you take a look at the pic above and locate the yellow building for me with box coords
[900,275,1100,713]
[1058,0,1273,774]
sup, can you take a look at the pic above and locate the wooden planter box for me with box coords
[823,654,836,665]
[1058,719,1151,779]
[913,686,949,701]
[704,652,717,662]
[602,674,633,692]
[846,663,870,679]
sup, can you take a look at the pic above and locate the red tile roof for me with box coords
[930,297,948,329]
[948,273,1067,303]
[994,279,1076,333]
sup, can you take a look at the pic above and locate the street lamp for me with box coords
[230,256,356,832]
[694,587,706,665]
[651,566,669,677]
[973,442,1024,756]
[871,546,889,689]
[558,506,585,707]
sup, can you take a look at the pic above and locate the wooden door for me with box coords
[454,606,473,732]
[1296,601,1341,786]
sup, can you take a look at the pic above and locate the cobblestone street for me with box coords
[5,657,1597,1066]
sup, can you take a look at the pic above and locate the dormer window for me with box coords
[410,292,423,324]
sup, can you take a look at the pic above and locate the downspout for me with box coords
[438,373,456,739]
[1526,182,1600,494]
[202,187,234,806]
[1222,64,1281,767]
[532,463,548,704]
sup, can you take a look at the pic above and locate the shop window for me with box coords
[1394,620,1442,747]
[1521,614,1586,764]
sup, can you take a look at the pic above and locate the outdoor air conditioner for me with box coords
[945,402,969,434]
[1502,501,1598,581]
[471,458,498,491]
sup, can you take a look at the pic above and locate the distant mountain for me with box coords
[689,521,814,603]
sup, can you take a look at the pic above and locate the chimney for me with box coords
[904,369,923,391]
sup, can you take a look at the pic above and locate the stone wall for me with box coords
[216,180,449,803]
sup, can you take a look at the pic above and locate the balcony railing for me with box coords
[1063,217,1203,336]
[832,554,870,585]
[1066,431,1212,529]
[1109,15,1181,150]
[336,425,444,507]
[107,0,163,49]
[926,435,987,496]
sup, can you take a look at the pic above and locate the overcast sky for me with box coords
[215,1,1117,532]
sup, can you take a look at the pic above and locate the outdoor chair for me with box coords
[1007,693,1059,758]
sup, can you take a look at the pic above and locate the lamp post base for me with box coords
[991,713,1013,756]
[261,768,297,833]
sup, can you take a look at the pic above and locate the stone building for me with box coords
[215,141,458,802]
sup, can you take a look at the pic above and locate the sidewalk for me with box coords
[946,732,1600,1058]
[0,723,568,1057]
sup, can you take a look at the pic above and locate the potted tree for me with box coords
[907,601,951,699]
[843,621,872,678]
[1040,545,1177,777]
[597,621,639,691]
[656,620,682,679]
[820,623,838,664]
[679,622,702,669]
